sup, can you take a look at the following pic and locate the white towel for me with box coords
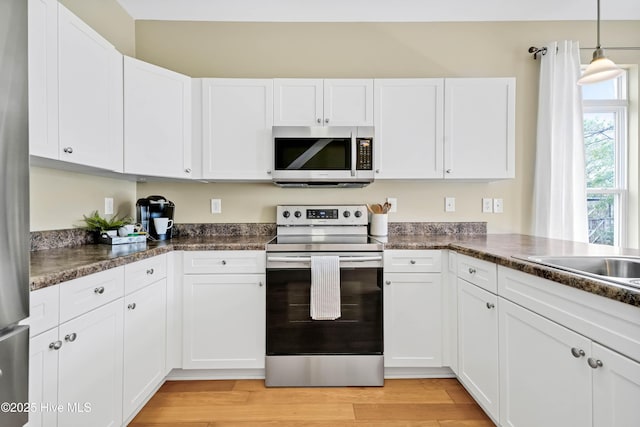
[310,255,341,320]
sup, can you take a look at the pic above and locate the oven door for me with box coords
[266,253,383,356]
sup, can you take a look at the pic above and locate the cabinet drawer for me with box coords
[457,254,497,293]
[383,250,442,273]
[124,254,167,294]
[183,251,266,274]
[29,286,60,337]
[59,267,125,323]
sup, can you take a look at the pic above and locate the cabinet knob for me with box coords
[410,260,416,265]
[222,260,227,265]
[185,168,192,173]
[486,302,495,309]
[325,118,329,124]
[317,118,321,124]
[385,280,391,285]
[446,169,452,174]
[128,303,137,310]
[259,282,263,287]
[587,358,603,369]
[571,348,586,358]
[146,268,154,275]
[267,170,272,175]
[63,147,73,154]
[64,333,77,343]
[49,340,63,350]
[94,286,105,294]
[375,169,380,174]
[468,267,477,274]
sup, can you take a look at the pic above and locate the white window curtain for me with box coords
[532,41,588,242]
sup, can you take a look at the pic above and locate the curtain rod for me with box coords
[528,45,640,59]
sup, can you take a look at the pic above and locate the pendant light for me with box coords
[577,0,624,85]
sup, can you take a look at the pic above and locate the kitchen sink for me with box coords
[523,255,640,289]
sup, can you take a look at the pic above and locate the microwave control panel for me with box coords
[356,138,373,170]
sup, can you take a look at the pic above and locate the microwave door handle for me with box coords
[351,132,356,176]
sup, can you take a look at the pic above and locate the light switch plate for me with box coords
[482,198,493,213]
[445,197,455,212]
[104,197,114,215]
[493,198,504,213]
[211,198,222,214]
[386,197,397,213]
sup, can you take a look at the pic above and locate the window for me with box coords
[582,71,628,246]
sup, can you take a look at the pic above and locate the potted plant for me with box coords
[80,210,133,237]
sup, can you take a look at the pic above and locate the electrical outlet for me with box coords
[104,197,114,215]
[445,197,455,212]
[211,198,222,214]
[482,198,493,213]
[493,198,504,213]
[386,197,397,213]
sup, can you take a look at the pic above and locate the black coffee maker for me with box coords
[136,195,175,240]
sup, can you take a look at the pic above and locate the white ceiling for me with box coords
[116,0,640,22]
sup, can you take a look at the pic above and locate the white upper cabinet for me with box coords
[444,78,515,179]
[124,56,192,178]
[57,4,124,172]
[28,0,59,159]
[374,79,444,179]
[201,79,273,180]
[274,78,373,127]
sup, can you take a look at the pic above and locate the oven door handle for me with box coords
[267,255,382,263]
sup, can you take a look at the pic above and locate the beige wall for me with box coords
[134,20,640,237]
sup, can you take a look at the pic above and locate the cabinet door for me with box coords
[457,279,499,421]
[384,272,442,367]
[374,79,444,179]
[202,79,273,180]
[592,342,640,427]
[58,299,124,427]
[28,0,59,159]
[273,79,323,126]
[28,328,60,427]
[58,5,123,172]
[124,57,192,178]
[499,297,592,427]
[444,78,515,179]
[183,274,265,369]
[324,79,373,126]
[123,279,167,420]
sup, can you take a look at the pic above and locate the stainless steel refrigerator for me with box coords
[0,0,30,426]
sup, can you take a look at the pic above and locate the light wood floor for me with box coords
[129,378,494,427]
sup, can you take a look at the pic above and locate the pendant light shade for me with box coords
[577,0,623,85]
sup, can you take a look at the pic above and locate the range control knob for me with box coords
[294,211,302,218]
[354,210,363,218]
[343,211,351,218]
[282,210,290,218]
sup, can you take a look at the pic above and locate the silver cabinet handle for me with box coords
[317,118,321,124]
[325,118,329,124]
[468,267,477,274]
[486,302,495,309]
[128,303,137,310]
[446,169,452,174]
[410,260,416,265]
[185,168,191,173]
[222,260,227,265]
[63,147,73,154]
[64,333,77,342]
[146,268,154,275]
[571,348,586,358]
[588,358,603,369]
[94,286,105,294]
[49,341,63,350]
[385,280,391,285]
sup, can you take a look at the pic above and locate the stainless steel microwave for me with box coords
[271,127,374,187]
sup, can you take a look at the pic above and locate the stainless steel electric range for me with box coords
[265,205,384,387]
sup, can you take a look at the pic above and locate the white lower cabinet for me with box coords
[499,296,640,427]
[183,273,266,369]
[57,298,124,427]
[457,278,499,422]
[499,297,592,427]
[123,279,167,421]
[384,272,442,367]
[28,328,60,427]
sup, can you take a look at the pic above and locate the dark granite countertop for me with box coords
[30,232,640,307]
